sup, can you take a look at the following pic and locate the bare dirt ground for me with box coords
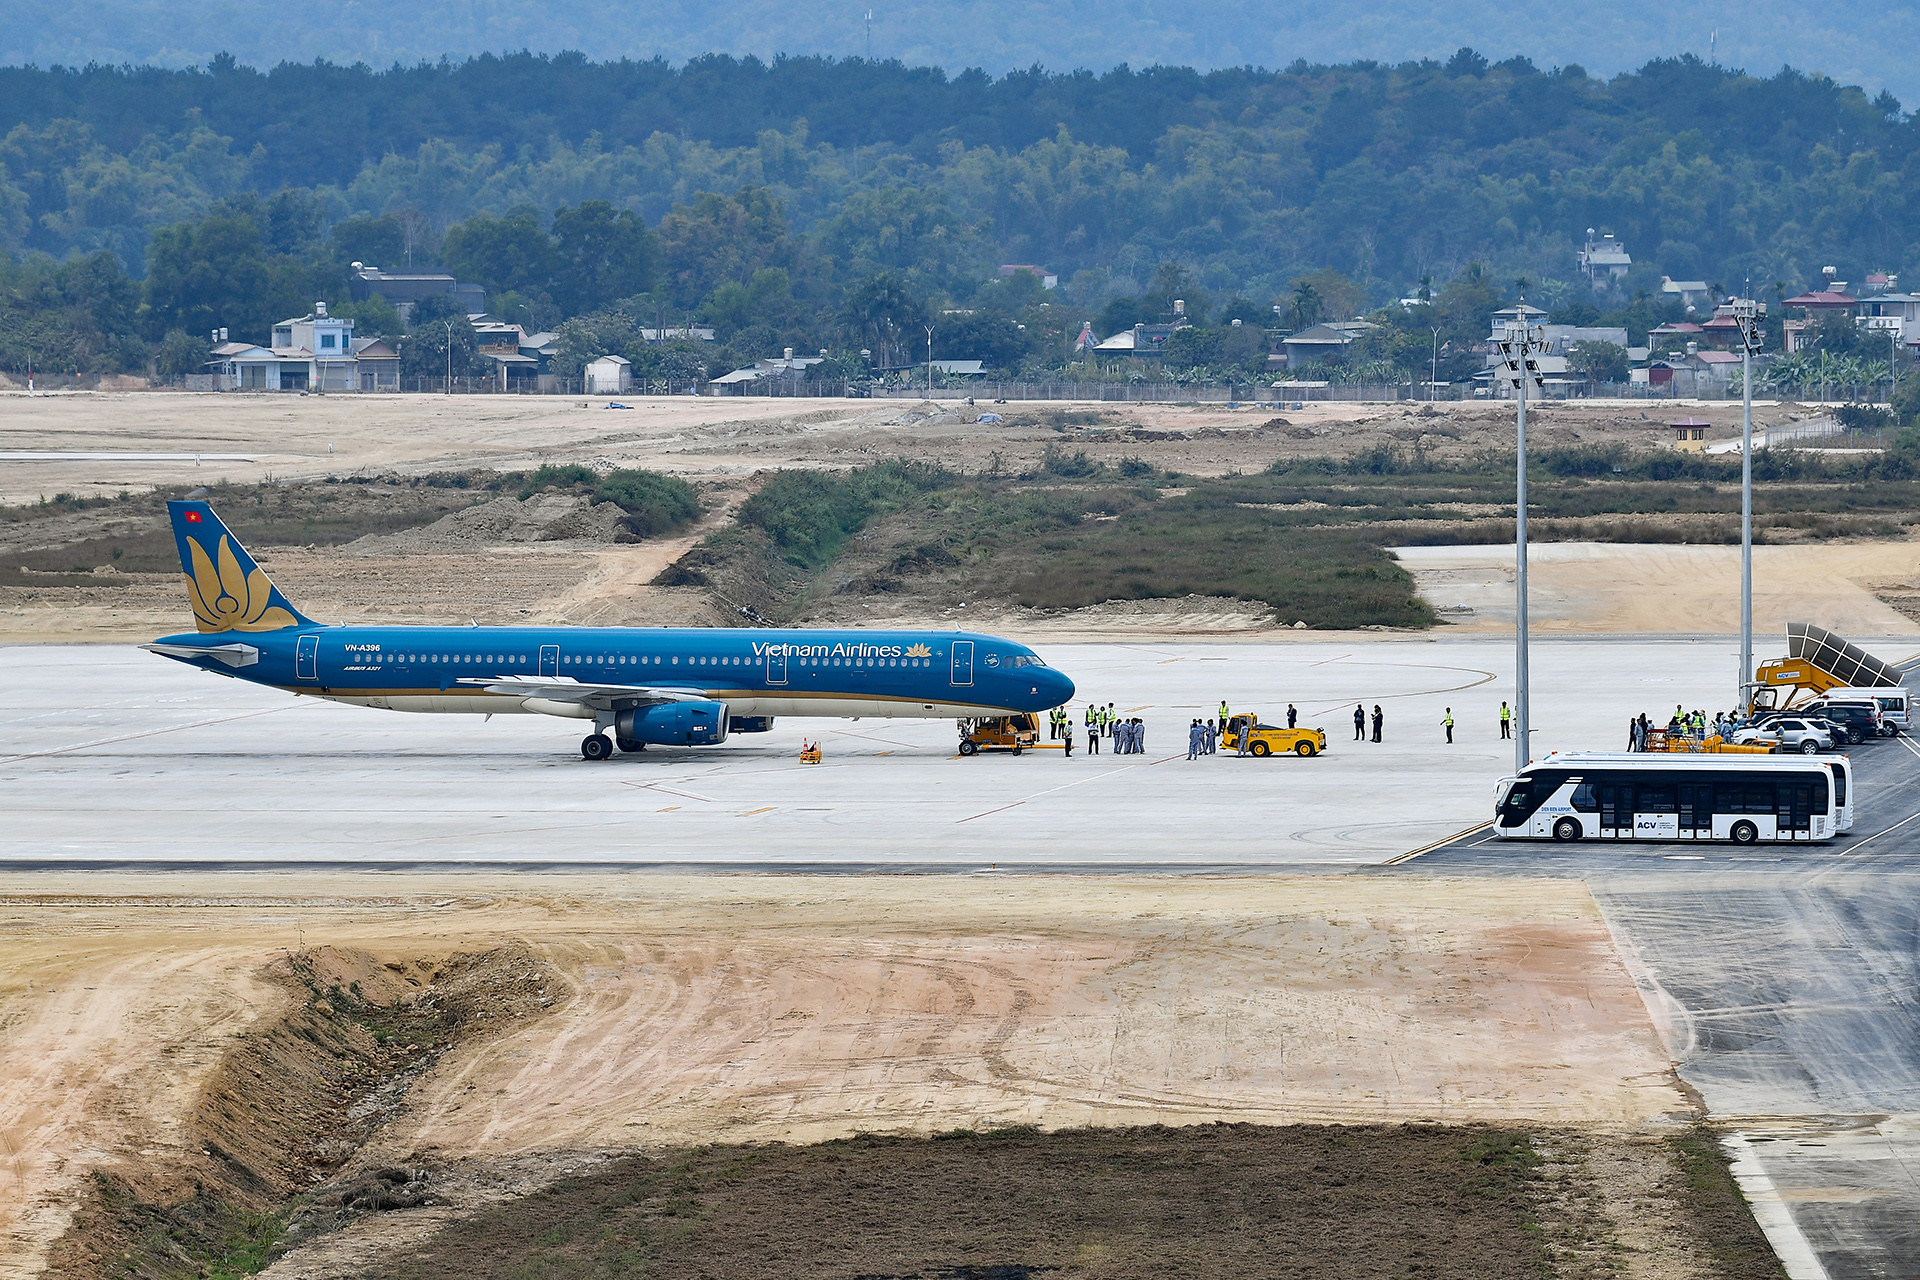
[0,872,1705,1279]
[0,391,1900,644]
[0,390,1820,506]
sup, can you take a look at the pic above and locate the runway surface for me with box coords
[7,635,1920,1277]
[0,636,1752,866]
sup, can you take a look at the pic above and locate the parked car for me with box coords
[1732,717,1834,754]
[1801,699,1889,740]
[1752,710,1855,744]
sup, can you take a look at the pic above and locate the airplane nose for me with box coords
[1046,668,1076,706]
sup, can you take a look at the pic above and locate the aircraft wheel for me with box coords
[1250,741,1271,757]
[1552,817,1582,842]
[1730,820,1759,845]
[1294,740,1315,757]
[581,733,613,761]
[958,740,979,756]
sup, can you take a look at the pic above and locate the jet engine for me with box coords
[615,700,730,750]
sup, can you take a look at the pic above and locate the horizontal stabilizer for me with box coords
[141,641,260,668]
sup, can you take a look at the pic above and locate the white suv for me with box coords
[1733,717,1834,754]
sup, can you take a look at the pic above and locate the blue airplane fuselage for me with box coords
[151,622,1074,722]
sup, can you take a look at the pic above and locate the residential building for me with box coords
[707,348,826,394]
[351,338,400,391]
[1858,294,1920,347]
[1577,231,1632,289]
[1660,277,1711,310]
[584,355,632,395]
[348,265,486,322]
[1279,320,1373,369]
[1780,288,1857,353]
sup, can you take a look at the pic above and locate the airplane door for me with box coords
[539,645,559,677]
[766,648,787,686]
[295,634,318,683]
[951,640,974,687]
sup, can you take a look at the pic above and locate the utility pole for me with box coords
[1496,316,1546,772]
[1734,296,1765,714]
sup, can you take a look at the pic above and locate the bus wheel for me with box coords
[1730,821,1759,845]
[958,740,979,757]
[1552,818,1582,842]
[1250,741,1271,757]
[1294,740,1315,756]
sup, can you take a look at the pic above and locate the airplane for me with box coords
[144,499,1076,759]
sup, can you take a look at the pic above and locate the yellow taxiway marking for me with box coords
[741,806,776,816]
[658,806,679,813]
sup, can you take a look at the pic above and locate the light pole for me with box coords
[1430,327,1440,402]
[1496,318,1546,772]
[926,325,934,400]
[444,319,453,395]
[1734,297,1765,714]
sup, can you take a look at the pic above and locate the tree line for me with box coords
[1,50,1919,382]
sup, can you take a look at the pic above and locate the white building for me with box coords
[585,354,632,395]
[206,302,400,391]
[1577,230,1631,289]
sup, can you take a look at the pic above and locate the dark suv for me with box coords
[1803,701,1883,743]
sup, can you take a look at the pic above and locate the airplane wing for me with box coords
[140,642,260,668]
[457,675,711,712]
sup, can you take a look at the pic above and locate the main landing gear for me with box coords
[581,733,614,761]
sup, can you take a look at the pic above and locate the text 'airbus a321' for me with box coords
[144,500,1076,759]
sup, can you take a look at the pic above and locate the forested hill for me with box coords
[2,51,1915,294]
[9,0,1920,104]
[3,51,1919,381]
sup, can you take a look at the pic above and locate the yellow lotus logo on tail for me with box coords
[185,535,298,633]
[906,643,932,658]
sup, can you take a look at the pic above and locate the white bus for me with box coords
[1492,753,1850,844]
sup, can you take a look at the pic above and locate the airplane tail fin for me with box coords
[167,500,315,633]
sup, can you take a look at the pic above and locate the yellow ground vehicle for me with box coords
[958,712,1042,756]
[1749,622,1903,714]
[1223,713,1326,757]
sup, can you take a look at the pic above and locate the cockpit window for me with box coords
[1011,655,1047,668]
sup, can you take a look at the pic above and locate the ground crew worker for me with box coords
[1236,715,1250,756]
[1442,707,1454,743]
[1371,704,1383,743]
[1085,703,1101,754]
[1105,703,1117,739]
[1286,704,1297,729]
[1354,703,1366,740]
[1188,719,1204,760]
[1063,720,1074,757]
[1205,718,1218,754]
[1219,700,1230,726]
[1500,701,1512,739]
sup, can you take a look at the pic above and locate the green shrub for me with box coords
[517,463,599,497]
[593,469,701,536]
[738,461,952,568]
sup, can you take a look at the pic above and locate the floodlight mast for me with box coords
[1734,297,1765,713]
[1499,319,1546,773]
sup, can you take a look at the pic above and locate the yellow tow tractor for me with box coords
[958,712,1044,756]
[1223,713,1326,757]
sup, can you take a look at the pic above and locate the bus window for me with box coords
[1570,783,1598,812]
[1636,784,1677,814]
[1828,764,1846,808]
